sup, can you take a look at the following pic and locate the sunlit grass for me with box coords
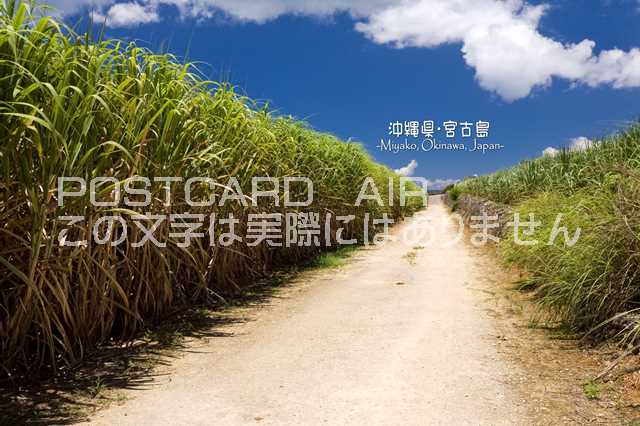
[457,125,640,342]
[0,0,422,376]
[457,125,640,205]
[313,246,358,268]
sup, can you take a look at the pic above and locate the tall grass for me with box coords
[459,125,640,205]
[0,0,421,377]
[457,126,640,338]
[501,190,640,333]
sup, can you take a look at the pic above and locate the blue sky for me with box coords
[59,0,640,187]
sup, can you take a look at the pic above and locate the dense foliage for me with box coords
[0,1,421,375]
[457,125,640,340]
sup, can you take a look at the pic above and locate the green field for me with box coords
[455,124,640,342]
[0,1,421,376]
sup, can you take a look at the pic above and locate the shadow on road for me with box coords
[0,269,303,425]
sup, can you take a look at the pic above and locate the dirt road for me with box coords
[86,196,529,425]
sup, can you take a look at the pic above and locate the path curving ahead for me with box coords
[86,196,528,425]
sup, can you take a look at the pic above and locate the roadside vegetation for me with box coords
[455,124,640,344]
[0,0,422,378]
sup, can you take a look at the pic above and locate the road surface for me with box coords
[86,196,528,425]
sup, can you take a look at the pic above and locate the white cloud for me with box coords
[169,0,396,22]
[427,178,459,190]
[48,0,640,101]
[395,159,418,176]
[542,136,594,157]
[569,136,594,151]
[393,160,458,189]
[48,0,395,21]
[355,0,640,101]
[48,1,159,26]
[91,2,160,27]
[46,0,115,17]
